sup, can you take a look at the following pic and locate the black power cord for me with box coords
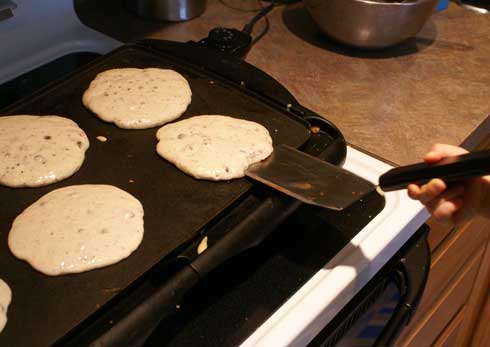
[250,15,270,45]
[241,1,275,35]
[198,0,277,58]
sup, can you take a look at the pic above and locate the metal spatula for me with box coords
[245,145,490,210]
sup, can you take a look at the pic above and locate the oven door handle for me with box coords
[373,228,431,347]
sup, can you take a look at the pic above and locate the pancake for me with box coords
[8,185,144,276]
[0,115,89,188]
[0,279,11,334]
[82,68,192,129]
[156,115,273,180]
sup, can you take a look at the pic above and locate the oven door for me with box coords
[308,224,430,347]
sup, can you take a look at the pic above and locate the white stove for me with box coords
[0,0,121,85]
[241,146,428,347]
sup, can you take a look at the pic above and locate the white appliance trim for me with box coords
[240,146,429,347]
[0,0,121,85]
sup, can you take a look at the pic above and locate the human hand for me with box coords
[407,144,490,226]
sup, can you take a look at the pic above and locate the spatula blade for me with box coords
[245,144,375,210]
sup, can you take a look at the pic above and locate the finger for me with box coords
[430,198,464,223]
[424,185,465,220]
[424,144,468,164]
[415,178,447,204]
[407,184,421,200]
[424,184,465,210]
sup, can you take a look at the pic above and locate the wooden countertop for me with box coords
[77,0,490,165]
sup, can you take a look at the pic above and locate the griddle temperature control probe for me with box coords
[197,0,276,58]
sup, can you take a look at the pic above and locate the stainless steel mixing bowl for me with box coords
[303,0,439,49]
[126,0,207,22]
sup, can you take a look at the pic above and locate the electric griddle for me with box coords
[0,40,383,347]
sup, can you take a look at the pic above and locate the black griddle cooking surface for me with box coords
[144,190,386,347]
[0,42,310,347]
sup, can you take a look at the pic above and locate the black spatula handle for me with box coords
[379,149,490,192]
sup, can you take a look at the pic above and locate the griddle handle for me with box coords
[90,265,199,347]
[379,149,490,192]
[91,195,300,347]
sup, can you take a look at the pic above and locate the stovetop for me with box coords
[0,0,121,86]
[0,0,121,108]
